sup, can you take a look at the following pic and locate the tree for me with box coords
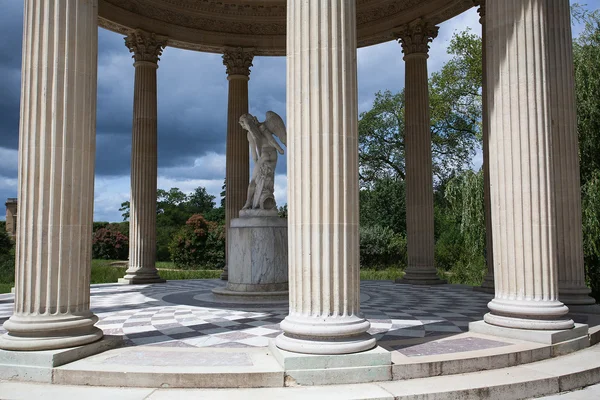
[358,30,481,189]
[359,177,406,234]
[187,187,216,215]
[429,29,482,181]
[169,214,225,269]
[574,7,600,301]
[119,201,130,221]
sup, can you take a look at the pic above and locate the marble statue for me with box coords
[239,111,287,211]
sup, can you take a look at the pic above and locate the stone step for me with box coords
[54,346,283,389]
[1,342,599,399]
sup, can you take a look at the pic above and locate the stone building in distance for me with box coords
[4,198,17,237]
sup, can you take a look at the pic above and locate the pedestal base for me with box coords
[396,266,446,285]
[211,286,288,302]
[0,312,103,351]
[119,268,165,285]
[276,314,375,355]
[485,298,574,330]
[222,215,288,297]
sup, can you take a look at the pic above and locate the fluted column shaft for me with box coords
[476,1,495,293]
[0,0,103,350]
[484,0,573,330]
[276,0,375,355]
[548,1,595,307]
[221,49,253,280]
[121,31,166,284]
[396,20,444,285]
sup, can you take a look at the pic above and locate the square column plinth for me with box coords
[269,341,391,386]
[0,336,122,383]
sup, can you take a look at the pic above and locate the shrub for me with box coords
[359,225,407,270]
[169,214,225,270]
[582,171,600,302]
[0,226,15,285]
[92,227,129,260]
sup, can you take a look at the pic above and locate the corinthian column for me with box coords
[0,0,103,350]
[482,0,574,330]
[475,0,495,293]
[221,48,253,281]
[395,20,444,285]
[120,30,166,284]
[548,1,597,310]
[276,0,375,355]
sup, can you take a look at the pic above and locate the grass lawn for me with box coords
[0,260,408,293]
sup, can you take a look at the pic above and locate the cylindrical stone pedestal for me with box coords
[0,0,103,350]
[483,0,574,330]
[276,0,375,355]
[221,49,253,281]
[213,212,288,298]
[121,31,166,285]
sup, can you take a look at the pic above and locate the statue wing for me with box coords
[264,111,287,147]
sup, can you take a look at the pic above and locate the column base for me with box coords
[119,268,165,285]
[396,267,446,285]
[485,298,574,330]
[559,286,597,307]
[277,314,375,355]
[0,312,103,351]
[469,320,588,345]
[474,273,495,293]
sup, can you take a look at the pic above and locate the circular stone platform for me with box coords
[1,280,599,394]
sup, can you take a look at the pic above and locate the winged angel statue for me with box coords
[239,111,287,212]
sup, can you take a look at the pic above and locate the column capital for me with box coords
[395,19,439,57]
[222,48,254,78]
[125,30,167,64]
[473,0,486,21]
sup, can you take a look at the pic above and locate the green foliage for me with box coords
[575,9,600,186]
[159,269,222,280]
[90,264,126,284]
[169,214,225,270]
[582,171,600,300]
[358,90,407,184]
[359,225,407,270]
[575,8,600,302]
[92,227,129,260]
[434,170,486,285]
[0,226,15,286]
[360,178,406,235]
[360,268,404,281]
[278,204,288,218]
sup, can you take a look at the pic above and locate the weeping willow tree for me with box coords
[441,169,486,285]
[574,6,600,301]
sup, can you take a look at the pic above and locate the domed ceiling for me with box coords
[98,0,474,55]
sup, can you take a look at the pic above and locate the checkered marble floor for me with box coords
[0,280,494,349]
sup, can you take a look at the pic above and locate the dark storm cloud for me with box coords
[0,1,23,152]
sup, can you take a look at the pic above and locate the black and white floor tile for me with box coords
[0,280,495,349]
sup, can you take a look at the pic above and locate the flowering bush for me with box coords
[92,227,129,260]
[169,214,225,269]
